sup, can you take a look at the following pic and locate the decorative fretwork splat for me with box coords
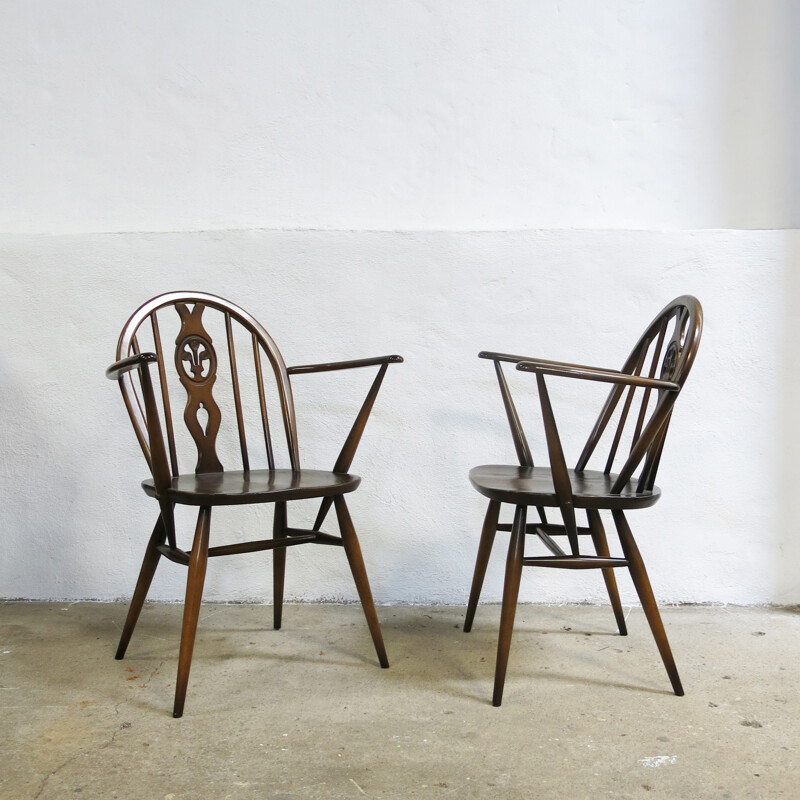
[659,308,689,384]
[174,303,223,473]
[659,339,679,381]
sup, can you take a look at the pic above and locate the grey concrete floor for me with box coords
[1,602,798,800]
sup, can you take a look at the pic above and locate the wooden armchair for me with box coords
[464,296,703,706]
[107,292,402,716]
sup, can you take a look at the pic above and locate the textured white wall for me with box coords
[0,1,797,604]
[0,0,797,232]
[1,230,798,605]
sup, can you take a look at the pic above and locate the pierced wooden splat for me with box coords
[174,302,223,474]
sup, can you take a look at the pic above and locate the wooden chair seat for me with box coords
[469,464,660,510]
[143,468,360,506]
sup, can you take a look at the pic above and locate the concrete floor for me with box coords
[1,602,798,799]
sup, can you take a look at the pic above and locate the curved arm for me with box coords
[290,356,402,531]
[480,355,583,553]
[479,350,539,365]
[106,351,171,495]
[480,354,582,552]
[481,351,605,555]
[516,358,679,391]
[287,354,403,375]
[106,351,159,381]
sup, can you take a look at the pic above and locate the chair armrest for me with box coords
[291,355,402,532]
[106,352,159,381]
[287,355,403,375]
[106,351,172,493]
[516,358,679,391]
[479,350,539,365]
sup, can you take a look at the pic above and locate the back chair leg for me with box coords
[493,505,527,707]
[333,496,389,669]
[612,510,683,696]
[272,502,288,630]
[116,514,168,659]
[464,500,501,632]
[173,506,211,718]
[587,510,627,637]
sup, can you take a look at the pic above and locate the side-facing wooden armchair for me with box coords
[107,292,402,716]
[465,296,702,705]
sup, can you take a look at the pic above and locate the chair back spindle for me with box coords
[253,334,278,471]
[151,312,180,476]
[495,360,534,468]
[225,312,250,473]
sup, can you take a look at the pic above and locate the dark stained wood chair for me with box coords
[107,292,402,716]
[464,296,703,706]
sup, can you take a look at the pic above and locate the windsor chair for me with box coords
[107,292,402,716]
[464,296,702,706]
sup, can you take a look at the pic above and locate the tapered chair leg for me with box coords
[333,496,389,668]
[273,502,288,630]
[493,505,527,707]
[587,510,627,637]
[116,514,168,659]
[464,500,501,633]
[173,506,212,718]
[612,510,683,696]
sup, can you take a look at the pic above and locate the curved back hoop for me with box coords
[116,292,300,479]
[576,295,703,493]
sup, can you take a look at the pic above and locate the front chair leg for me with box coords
[116,512,168,659]
[612,510,683,696]
[273,502,288,630]
[587,509,627,636]
[493,505,527,707]
[173,506,211,718]
[333,496,389,668]
[464,500,501,632]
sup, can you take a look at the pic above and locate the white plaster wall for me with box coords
[0,0,797,232]
[0,1,798,604]
[1,230,798,605]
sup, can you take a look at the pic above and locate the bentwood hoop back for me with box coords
[107,292,402,716]
[465,296,702,706]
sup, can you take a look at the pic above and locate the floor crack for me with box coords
[32,727,122,800]
[144,660,164,687]
[33,663,163,799]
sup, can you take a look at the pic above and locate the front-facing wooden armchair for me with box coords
[107,292,402,716]
[465,296,702,706]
